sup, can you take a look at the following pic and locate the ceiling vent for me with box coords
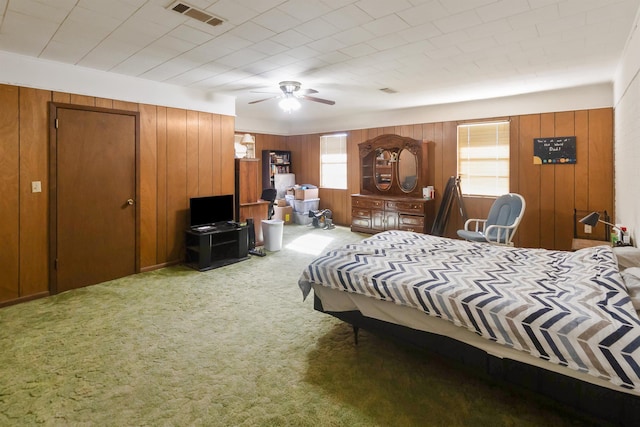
[167,1,225,27]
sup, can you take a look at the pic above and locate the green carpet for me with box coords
[0,225,606,426]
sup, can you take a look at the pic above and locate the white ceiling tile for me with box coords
[315,50,352,64]
[396,2,449,26]
[362,14,410,37]
[9,0,71,23]
[139,58,200,81]
[429,29,472,49]
[507,5,560,29]
[332,26,376,45]
[276,0,333,22]
[151,36,198,56]
[208,33,253,51]
[109,52,171,76]
[203,0,258,25]
[77,0,139,20]
[270,29,314,48]
[354,0,413,19]
[397,22,442,43]
[456,36,498,53]
[536,12,585,35]
[286,45,322,60]
[262,51,298,66]
[424,45,463,60]
[438,0,500,15]
[252,8,301,33]
[308,37,348,53]
[168,25,215,45]
[294,17,340,39]
[77,38,141,70]
[227,21,276,43]
[0,10,59,55]
[322,4,372,30]
[251,39,290,56]
[366,33,408,51]
[466,19,513,39]
[165,67,222,86]
[475,0,531,22]
[241,59,283,76]
[492,26,538,45]
[340,42,378,58]
[136,1,186,28]
[432,9,483,33]
[238,0,288,14]
[215,48,268,68]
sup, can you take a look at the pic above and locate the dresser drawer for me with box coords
[352,197,384,209]
[399,214,424,226]
[386,200,424,214]
[351,216,372,229]
[398,214,425,233]
[352,207,371,218]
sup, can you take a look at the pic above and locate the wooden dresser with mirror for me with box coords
[351,134,435,234]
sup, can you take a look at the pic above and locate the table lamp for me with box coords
[579,211,625,244]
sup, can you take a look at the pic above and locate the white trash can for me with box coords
[261,219,284,251]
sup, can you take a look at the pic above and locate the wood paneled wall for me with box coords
[0,83,234,305]
[257,108,613,251]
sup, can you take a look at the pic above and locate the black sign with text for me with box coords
[533,136,576,164]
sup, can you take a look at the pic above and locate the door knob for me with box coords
[127,199,135,205]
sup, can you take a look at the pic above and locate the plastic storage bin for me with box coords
[261,219,284,251]
[293,198,320,213]
[293,212,313,225]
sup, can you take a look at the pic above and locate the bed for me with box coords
[298,230,640,424]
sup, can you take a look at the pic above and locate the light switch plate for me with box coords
[31,181,42,193]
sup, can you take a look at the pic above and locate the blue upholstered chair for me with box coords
[457,193,525,246]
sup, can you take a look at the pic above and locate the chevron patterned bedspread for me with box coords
[298,230,640,391]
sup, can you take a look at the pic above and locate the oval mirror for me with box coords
[397,148,418,192]
[374,149,392,191]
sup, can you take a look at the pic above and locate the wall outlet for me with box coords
[584,224,592,234]
[31,181,42,193]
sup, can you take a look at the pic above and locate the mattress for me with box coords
[299,230,640,393]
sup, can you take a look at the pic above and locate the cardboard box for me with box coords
[294,188,319,200]
[273,206,293,224]
[276,198,287,207]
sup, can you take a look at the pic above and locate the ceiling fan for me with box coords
[249,81,335,113]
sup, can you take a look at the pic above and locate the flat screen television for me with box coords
[189,194,234,227]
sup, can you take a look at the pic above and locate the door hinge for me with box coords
[55,118,59,129]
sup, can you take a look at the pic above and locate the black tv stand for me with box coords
[185,225,249,271]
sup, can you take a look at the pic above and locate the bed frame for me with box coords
[314,294,640,425]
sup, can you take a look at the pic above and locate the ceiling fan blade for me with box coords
[300,95,335,105]
[300,88,319,95]
[248,96,279,104]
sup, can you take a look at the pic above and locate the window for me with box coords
[320,133,347,189]
[457,121,510,196]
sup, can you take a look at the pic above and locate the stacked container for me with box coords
[292,198,320,225]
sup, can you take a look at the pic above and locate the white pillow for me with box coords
[620,267,640,311]
[613,246,640,270]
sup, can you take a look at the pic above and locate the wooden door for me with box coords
[51,105,138,293]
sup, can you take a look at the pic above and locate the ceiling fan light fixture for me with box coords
[279,96,301,113]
